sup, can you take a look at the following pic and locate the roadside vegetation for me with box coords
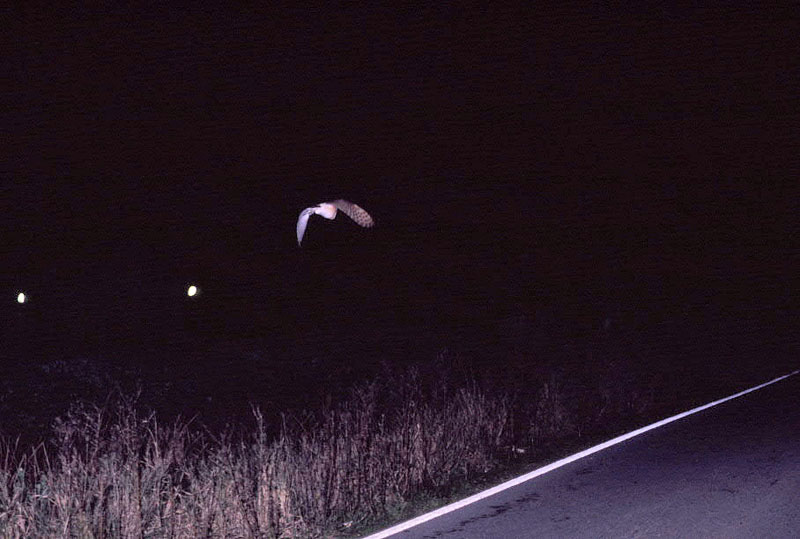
[1,312,792,537]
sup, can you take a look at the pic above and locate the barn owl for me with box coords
[296,199,375,245]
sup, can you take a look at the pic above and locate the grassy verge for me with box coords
[1,363,510,537]
[1,342,792,537]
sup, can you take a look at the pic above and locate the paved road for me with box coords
[382,372,799,538]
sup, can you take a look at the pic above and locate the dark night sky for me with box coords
[2,6,798,374]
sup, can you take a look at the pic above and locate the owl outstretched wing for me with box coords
[331,199,375,228]
[296,207,315,245]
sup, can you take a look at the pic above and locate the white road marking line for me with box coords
[364,369,799,538]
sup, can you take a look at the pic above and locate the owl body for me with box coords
[314,203,338,220]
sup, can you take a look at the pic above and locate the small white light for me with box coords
[17,292,26,304]
[187,285,198,297]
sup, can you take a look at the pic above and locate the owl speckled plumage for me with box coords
[296,199,375,245]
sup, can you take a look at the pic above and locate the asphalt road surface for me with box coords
[377,371,799,538]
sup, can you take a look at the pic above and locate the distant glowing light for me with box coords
[17,292,27,304]
[187,285,198,297]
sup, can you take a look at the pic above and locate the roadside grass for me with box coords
[0,362,511,538]
[1,335,791,537]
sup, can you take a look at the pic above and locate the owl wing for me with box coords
[296,207,315,245]
[331,200,375,228]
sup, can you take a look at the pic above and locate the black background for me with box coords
[2,6,798,429]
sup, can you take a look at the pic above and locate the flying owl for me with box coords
[296,199,375,246]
